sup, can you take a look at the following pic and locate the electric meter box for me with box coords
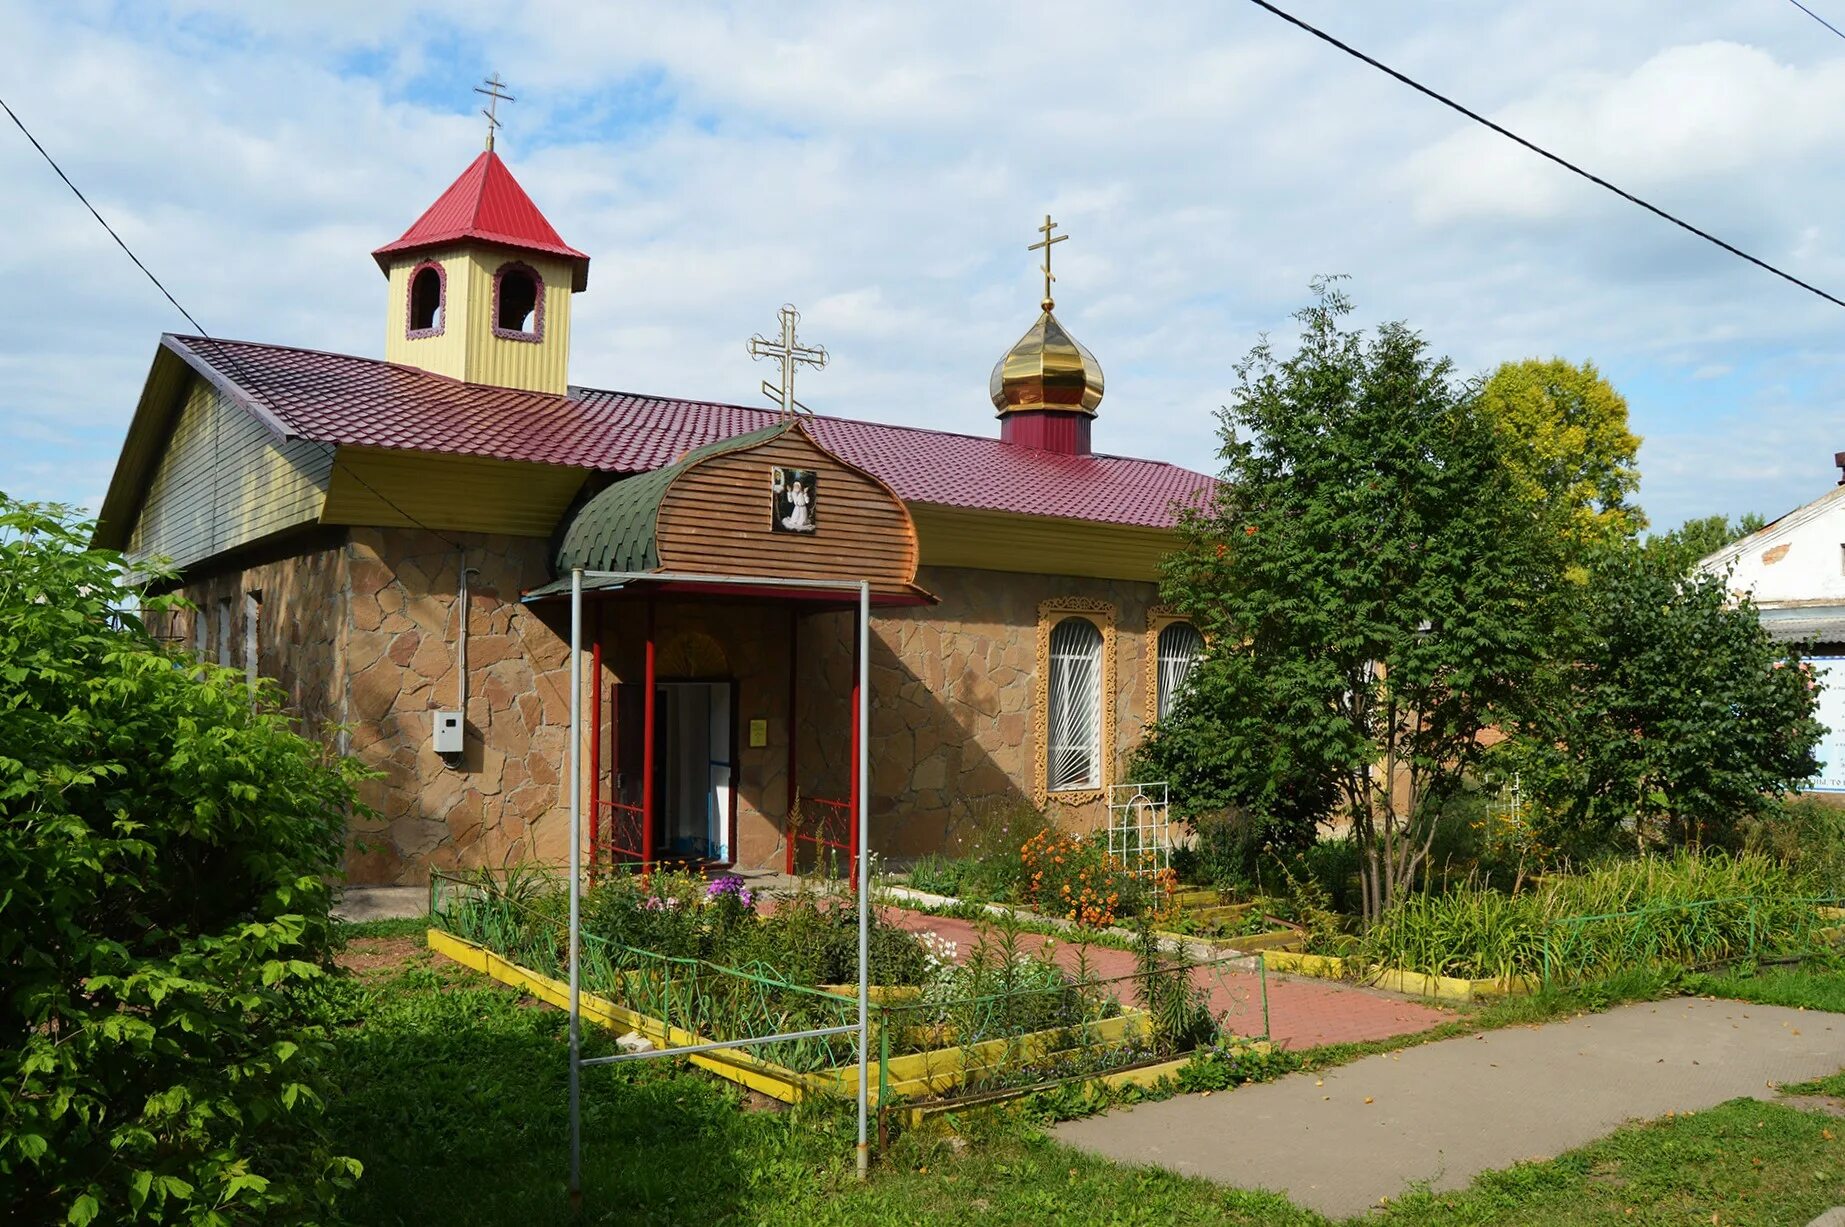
[433,710,464,754]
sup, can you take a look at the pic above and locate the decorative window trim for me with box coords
[491,260,545,342]
[1146,605,1204,723]
[405,260,447,339]
[1034,597,1116,807]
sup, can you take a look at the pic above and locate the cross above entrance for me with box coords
[475,73,515,151]
[748,303,828,416]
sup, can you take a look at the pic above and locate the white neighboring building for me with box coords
[1698,481,1845,649]
[1699,473,1845,792]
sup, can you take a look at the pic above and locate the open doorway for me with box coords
[611,678,735,864]
[656,680,734,861]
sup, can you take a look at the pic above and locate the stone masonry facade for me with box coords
[179,531,1174,884]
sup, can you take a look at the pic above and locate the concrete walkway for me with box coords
[1053,997,1845,1220]
[886,908,1451,1050]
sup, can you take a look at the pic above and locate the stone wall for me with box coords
[168,541,1176,882]
[341,527,573,884]
[174,542,348,745]
[799,565,1165,860]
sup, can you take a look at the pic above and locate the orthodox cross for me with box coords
[748,304,828,416]
[1029,213,1068,310]
[475,74,515,151]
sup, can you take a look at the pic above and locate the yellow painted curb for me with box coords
[1259,948,1533,1002]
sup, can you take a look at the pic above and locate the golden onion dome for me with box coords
[989,306,1105,416]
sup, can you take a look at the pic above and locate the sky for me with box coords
[5,0,1845,531]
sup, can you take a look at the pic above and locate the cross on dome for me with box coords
[1028,214,1068,311]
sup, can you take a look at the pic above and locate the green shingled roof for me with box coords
[553,423,789,574]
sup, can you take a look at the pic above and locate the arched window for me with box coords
[407,263,444,335]
[1156,621,1204,719]
[1047,616,1104,792]
[493,262,542,339]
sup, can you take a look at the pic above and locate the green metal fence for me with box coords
[427,868,1270,1101]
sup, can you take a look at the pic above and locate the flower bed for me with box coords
[428,868,1201,1105]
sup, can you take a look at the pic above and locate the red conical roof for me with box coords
[373,150,589,290]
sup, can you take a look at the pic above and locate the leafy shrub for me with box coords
[1,498,364,1223]
[1019,830,1146,926]
[1741,794,1845,892]
[932,801,1054,902]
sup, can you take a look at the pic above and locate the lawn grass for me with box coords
[322,926,1845,1225]
[1365,1098,1845,1225]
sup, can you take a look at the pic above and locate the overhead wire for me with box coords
[1242,0,1845,310]
[1,93,467,551]
[1786,0,1845,44]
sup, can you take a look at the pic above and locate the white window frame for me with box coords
[243,591,261,687]
[1155,620,1204,720]
[216,598,232,669]
[1047,616,1104,792]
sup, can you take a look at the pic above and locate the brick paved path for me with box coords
[882,907,1449,1050]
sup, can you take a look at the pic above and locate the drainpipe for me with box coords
[458,553,479,738]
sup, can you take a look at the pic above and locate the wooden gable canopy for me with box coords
[541,419,933,605]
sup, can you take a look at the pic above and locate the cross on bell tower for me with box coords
[475,73,515,151]
[748,304,828,415]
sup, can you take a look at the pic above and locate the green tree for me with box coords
[1149,283,1567,921]
[1475,358,1644,565]
[1500,543,1820,855]
[0,497,365,1223]
[1643,512,1767,577]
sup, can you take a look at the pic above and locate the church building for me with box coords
[93,137,1214,884]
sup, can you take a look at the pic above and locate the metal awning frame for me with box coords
[561,568,874,1210]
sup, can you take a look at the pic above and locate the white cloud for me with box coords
[5,0,1845,530]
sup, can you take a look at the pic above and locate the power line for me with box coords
[1244,0,1845,310]
[1787,0,1845,43]
[0,93,466,551]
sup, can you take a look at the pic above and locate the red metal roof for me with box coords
[372,151,590,290]
[164,335,1214,530]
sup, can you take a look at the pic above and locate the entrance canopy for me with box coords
[526,418,935,606]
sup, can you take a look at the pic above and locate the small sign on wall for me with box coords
[771,466,817,533]
[749,718,769,748]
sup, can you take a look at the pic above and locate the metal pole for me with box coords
[855,580,870,1179]
[589,638,602,884]
[786,608,798,875]
[642,600,657,873]
[568,568,583,1212]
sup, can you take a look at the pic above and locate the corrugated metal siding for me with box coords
[319,445,587,536]
[461,250,573,394]
[127,376,332,569]
[909,503,1173,582]
[383,246,470,380]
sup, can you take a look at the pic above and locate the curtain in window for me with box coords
[1157,621,1204,719]
[1048,617,1104,791]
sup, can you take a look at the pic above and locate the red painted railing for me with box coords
[784,794,857,885]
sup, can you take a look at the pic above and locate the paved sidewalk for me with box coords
[884,908,1451,1050]
[1053,997,1845,1219]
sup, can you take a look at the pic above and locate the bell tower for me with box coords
[372,83,589,395]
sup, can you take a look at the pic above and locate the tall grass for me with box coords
[1359,852,1833,982]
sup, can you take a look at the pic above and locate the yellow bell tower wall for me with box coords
[383,247,574,395]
